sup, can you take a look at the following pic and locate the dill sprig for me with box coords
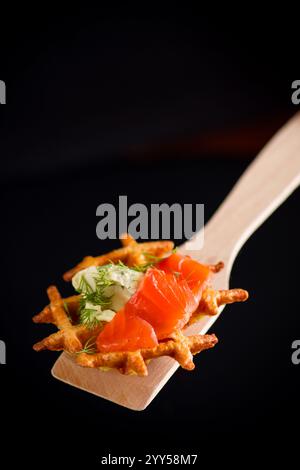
[132,247,178,273]
[79,306,102,329]
[76,270,116,328]
[116,260,126,268]
[131,263,154,273]
[76,337,97,355]
[131,252,162,273]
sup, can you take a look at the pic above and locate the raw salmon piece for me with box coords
[126,268,198,339]
[97,308,158,353]
[157,252,211,299]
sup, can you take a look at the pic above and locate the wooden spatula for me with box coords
[52,112,300,410]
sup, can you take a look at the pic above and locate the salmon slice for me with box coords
[97,308,158,353]
[97,257,208,350]
[157,252,212,299]
[125,268,198,339]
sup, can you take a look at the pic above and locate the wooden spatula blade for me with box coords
[51,308,222,410]
[52,113,300,410]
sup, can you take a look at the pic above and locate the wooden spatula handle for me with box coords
[52,113,300,411]
[186,112,300,270]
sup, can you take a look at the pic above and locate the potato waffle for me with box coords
[33,235,248,375]
[63,233,174,281]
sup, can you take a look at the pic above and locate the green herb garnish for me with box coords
[132,247,178,273]
[78,306,101,329]
[76,271,116,328]
[76,337,97,355]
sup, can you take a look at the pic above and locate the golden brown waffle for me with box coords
[33,286,247,327]
[32,286,218,375]
[190,287,249,322]
[75,330,218,376]
[63,233,174,281]
[33,234,249,375]
[33,286,102,353]
[33,294,80,324]
[32,284,247,360]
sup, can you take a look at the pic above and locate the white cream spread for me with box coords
[72,264,143,325]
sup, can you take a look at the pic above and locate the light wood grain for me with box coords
[52,112,300,410]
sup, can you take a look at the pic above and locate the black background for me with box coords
[0,8,299,467]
